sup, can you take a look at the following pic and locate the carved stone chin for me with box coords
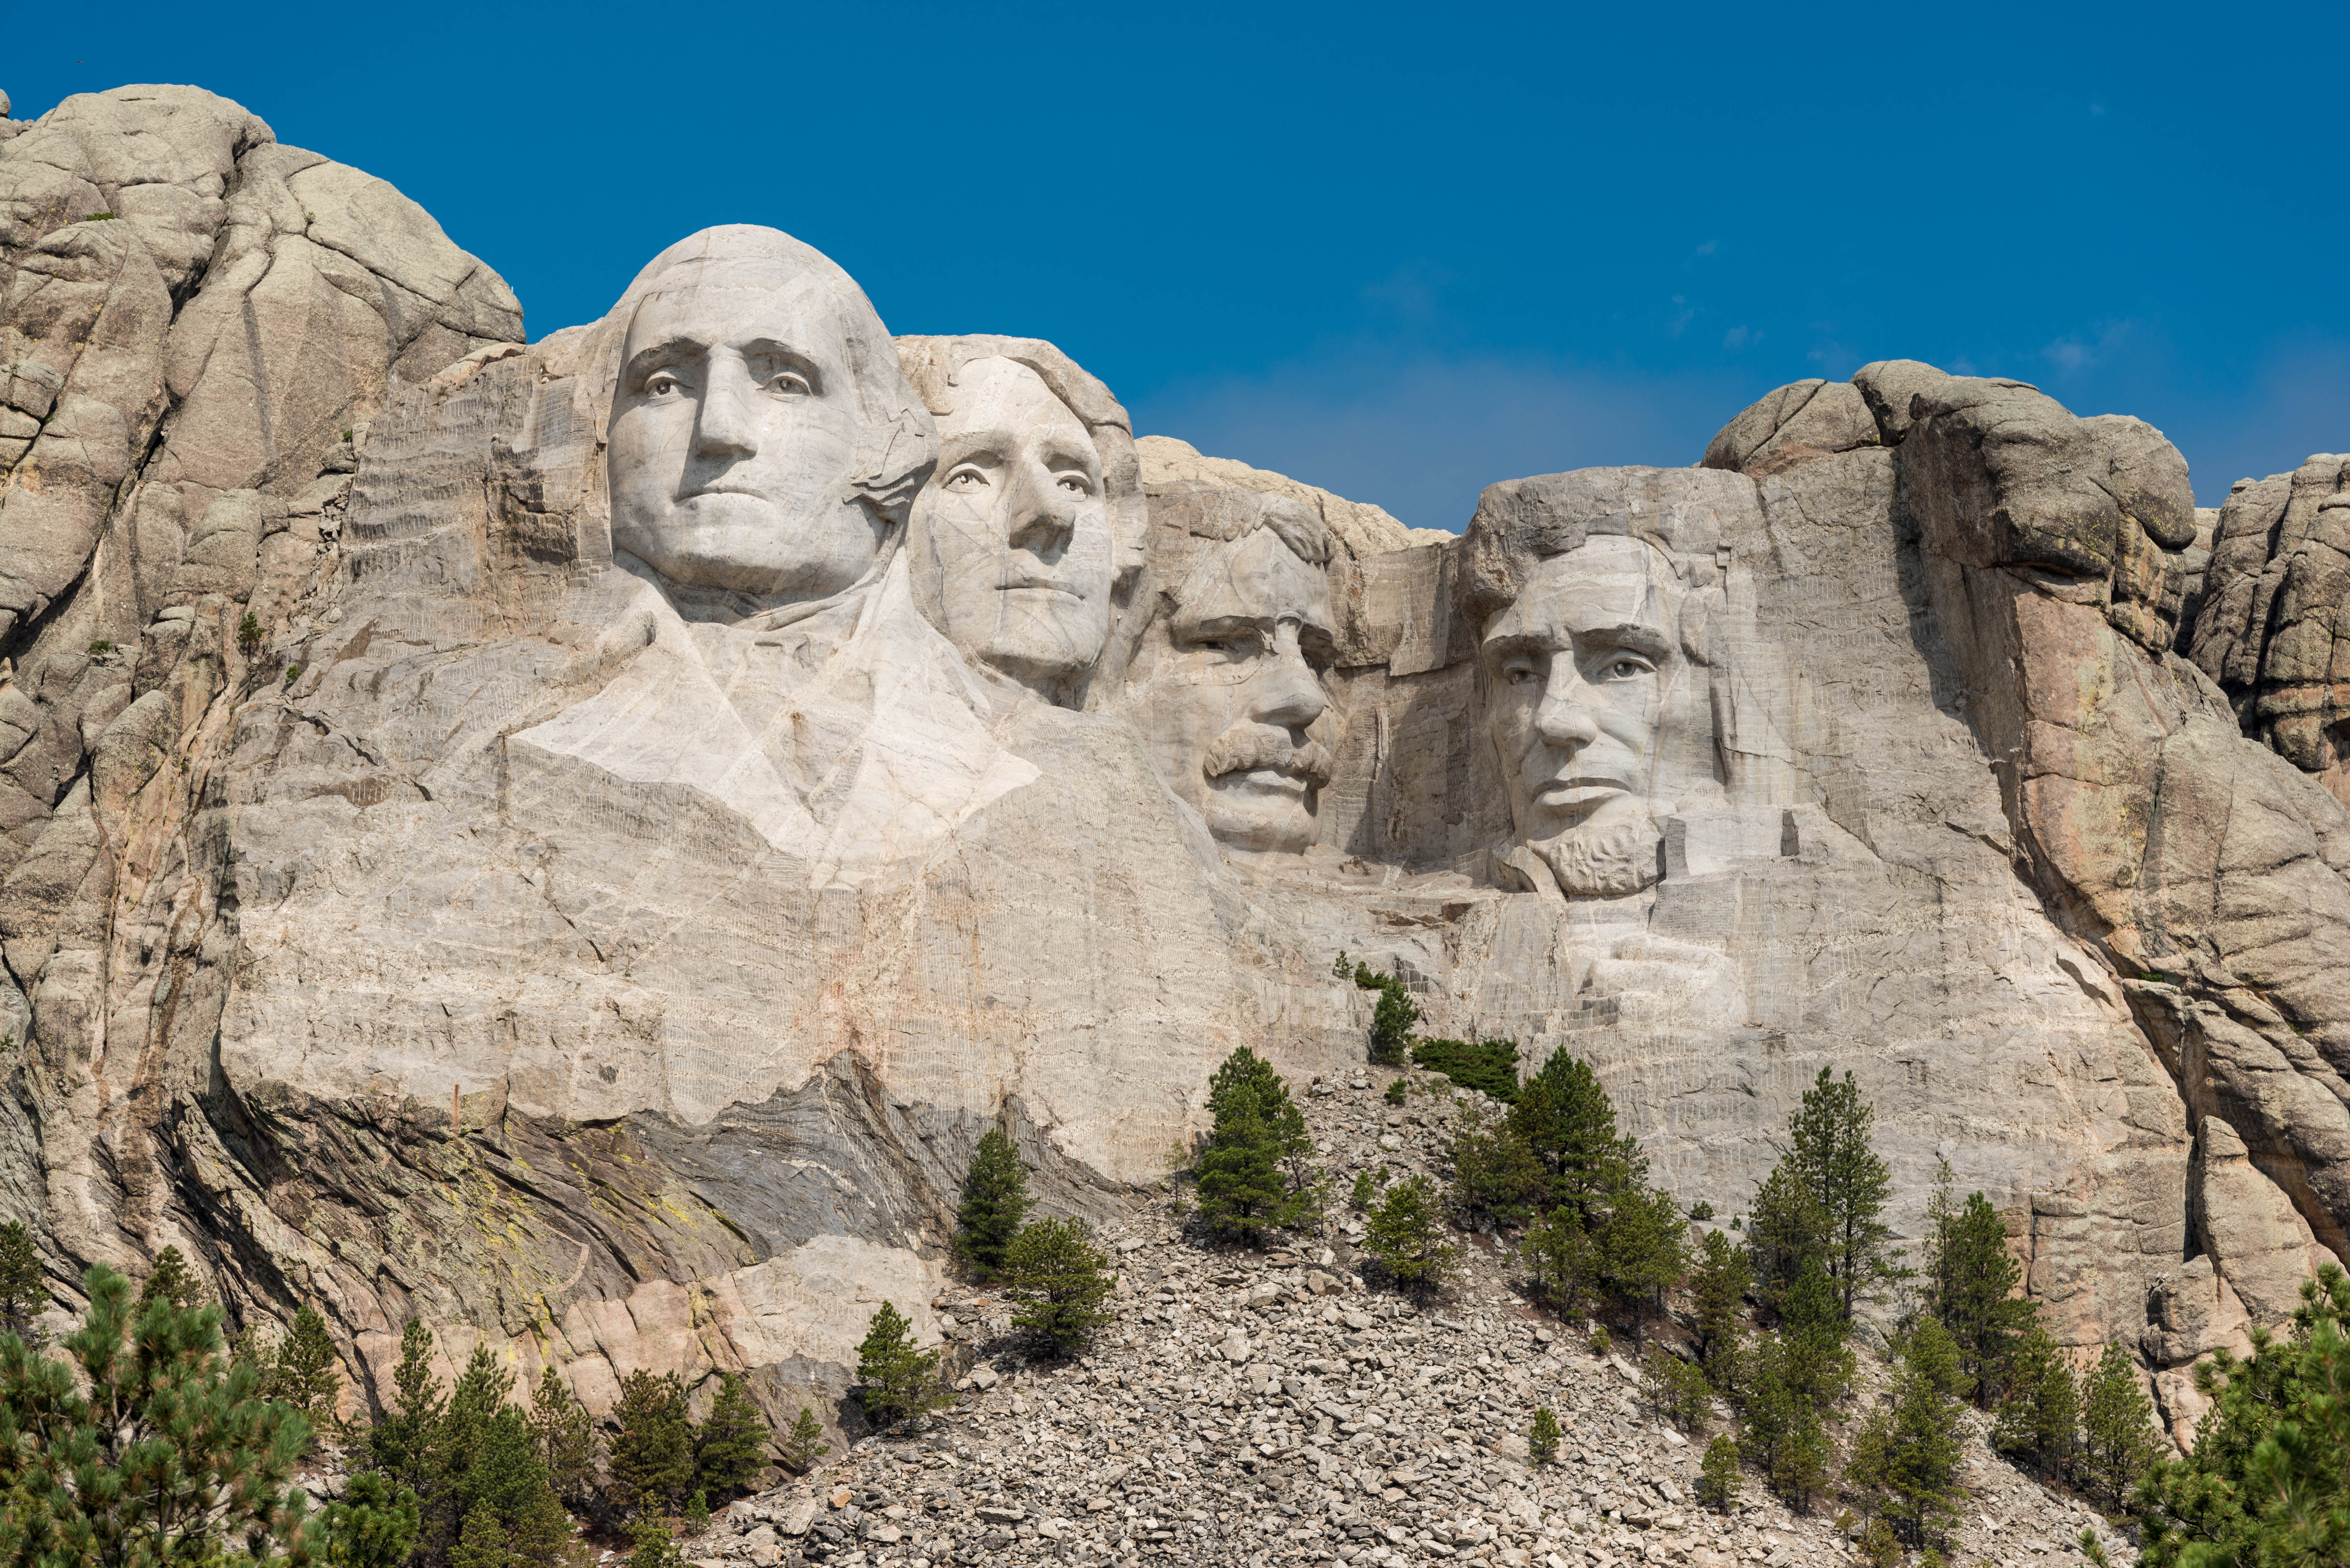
[1529,816,1664,898]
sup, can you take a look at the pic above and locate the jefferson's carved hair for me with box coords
[893,334,1148,592]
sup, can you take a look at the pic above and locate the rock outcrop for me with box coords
[2,80,2346,1476]
[1700,359,2350,1436]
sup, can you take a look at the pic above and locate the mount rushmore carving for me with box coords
[7,84,2350,1447]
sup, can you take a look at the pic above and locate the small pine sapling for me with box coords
[1697,1434,1741,1512]
[138,1243,207,1309]
[0,1218,47,1339]
[781,1406,831,1474]
[953,1128,1034,1281]
[268,1303,344,1441]
[1527,1406,1561,1466]
[1001,1215,1117,1358]
[855,1301,949,1430]
[692,1372,770,1498]
[1362,1175,1460,1301]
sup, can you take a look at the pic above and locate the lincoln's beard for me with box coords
[1531,815,1663,897]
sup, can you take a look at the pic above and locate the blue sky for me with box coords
[10,3,2346,527]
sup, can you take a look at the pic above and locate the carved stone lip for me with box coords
[675,481,778,501]
[1532,776,1629,813]
[1209,760,1328,789]
[998,579,1081,599]
[1210,765,1316,793]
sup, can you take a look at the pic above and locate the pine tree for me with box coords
[528,1365,598,1507]
[268,1303,343,1437]
[1528,1406,1561,1465]
[1691,1227,1752,1392]
[449,1501,511,1568]
[311,1470,425,1568]
[1775,1263,1856,1412]
[1925,1182,2030,1406]
[1738,1331,1831,1511]
[1737,1261,1850,1511]
[1849,1330,1968,1549]
[1697,1434,1741,1512]
[1744,1161,1828,1321]
[1991,1318,2080,1484]
[1002,1216,1118,1357]
[1596,1183,1689,1337]
[1507,1051,1642,1225]
[1641,1344,1713,1433]
[1195,1048,1315,1241]
[0,1263,317,1568]
[137,1242,208,1309]
[780,1406,831,1474]
[368,1319,448,1502]
[506,1489,573,1568]
[692,1373,769,1498]
[1351,962,1422,1066]
[436,1346,567,1566]
[1362,1175,1460,1301]
[0,1219,45,1339]
[1446,1101,1548,1227]
[953,1128,1034,1281]
[628,1515,683,1568]
[854,1301,949,1430]
[2136,1265,2350,1565]
[1783,1068,1899,1322]
[609,1368,695,1518]
[2076,1338,2160,1513]
[1899,1314,1967,1403]
[1519,1206,1594,1316]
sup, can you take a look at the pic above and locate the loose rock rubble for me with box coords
[681,1070,2137,1567]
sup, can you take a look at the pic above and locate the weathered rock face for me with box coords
[2186,454,2350,797]
[3,80,2346,1459]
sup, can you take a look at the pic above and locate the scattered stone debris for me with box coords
[681,1071,2134,1566]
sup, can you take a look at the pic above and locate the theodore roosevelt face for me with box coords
[1126,520,1337,854]
[607,257,880,602]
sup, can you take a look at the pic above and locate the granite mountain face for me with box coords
[4,84,2348,1451]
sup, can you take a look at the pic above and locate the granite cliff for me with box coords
[2,85,2346,1464]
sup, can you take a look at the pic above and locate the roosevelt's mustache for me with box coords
[1204,727,1334,786]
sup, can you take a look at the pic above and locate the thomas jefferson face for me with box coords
[1128,522,1336,854]
[1482,534,1716,886]
[911,357,1114,695]
[607,258,880,601]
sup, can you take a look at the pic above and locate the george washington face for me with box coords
[607,257,879,602]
